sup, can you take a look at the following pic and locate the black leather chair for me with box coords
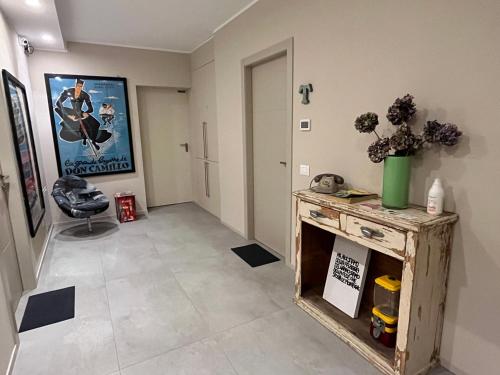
[52,175,109,232]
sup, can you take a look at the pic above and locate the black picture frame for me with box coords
[44,73,135,178]
[2,69,45,237]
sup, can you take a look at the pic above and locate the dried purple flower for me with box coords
[386,94,417,125]
[367,137,390,163]
[355,112,379,133]
[423,120,444,143]
[355,94,463,162]
[389,124,417,152]
[436,123,462,146]
[412,134,425,152]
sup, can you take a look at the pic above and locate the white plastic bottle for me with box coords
[427,178,444,215]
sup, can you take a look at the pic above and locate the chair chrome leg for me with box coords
[87,217,93,232]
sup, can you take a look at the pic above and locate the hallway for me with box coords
[12,204,448,375]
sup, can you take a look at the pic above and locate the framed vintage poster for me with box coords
[2,69,45,237]
[44,74,135,177]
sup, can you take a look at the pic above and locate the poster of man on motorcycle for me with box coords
[45,74,135,177]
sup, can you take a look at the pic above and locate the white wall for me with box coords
[212,1,500,374]
[28,42,191,223]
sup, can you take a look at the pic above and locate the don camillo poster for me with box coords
[45,74,135,177]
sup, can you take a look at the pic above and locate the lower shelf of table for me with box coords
[296,289,396,375]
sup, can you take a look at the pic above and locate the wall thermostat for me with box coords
[299,119,311,131]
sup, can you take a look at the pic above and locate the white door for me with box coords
[192,159,221,218]
[138,87,192,207]
[191,61,219,162]
[0,164,23,311]
[252,55,288,256]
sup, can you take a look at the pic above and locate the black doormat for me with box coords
[19,286,75,333]
[231,244,280,267]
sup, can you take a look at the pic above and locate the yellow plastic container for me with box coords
[370,275,401,347]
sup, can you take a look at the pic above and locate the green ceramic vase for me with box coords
[382,156,411,209]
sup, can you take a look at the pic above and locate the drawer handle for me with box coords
[310,210,326,219]
[360,226,384,239]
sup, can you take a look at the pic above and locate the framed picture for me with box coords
[2,69,45,237]
[44,74,135,177]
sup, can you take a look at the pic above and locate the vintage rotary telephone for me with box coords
[309,173,345,194]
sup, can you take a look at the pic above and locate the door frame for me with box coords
[241,38,293,266]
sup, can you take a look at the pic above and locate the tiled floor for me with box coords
[13,203,452,375]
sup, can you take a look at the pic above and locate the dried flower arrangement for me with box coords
[355,94,462,163]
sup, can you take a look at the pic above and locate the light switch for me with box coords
[299,119,311,131]
[300,164,310,176]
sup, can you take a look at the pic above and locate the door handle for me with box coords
[279,161,287,166]
[204,162,210,198]
[179,143,189,152]
[0,173,9,192]
[202,122,208,159]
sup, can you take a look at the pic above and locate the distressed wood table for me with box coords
[293,190,458,375]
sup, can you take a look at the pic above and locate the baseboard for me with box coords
[191,201,222,222]
[36,223,54,280]
[414,360,446,375]
[136,210,147,218]
[220,220,247,238]
[6,344,18,375]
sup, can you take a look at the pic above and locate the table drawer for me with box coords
[299,201,340,229]
[345,215,406,252]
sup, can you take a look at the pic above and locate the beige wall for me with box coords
[0,10,51,290]
[27,42,191,223]
[191,38,214,71]
[0,9,52,373]
[212,1,500,374]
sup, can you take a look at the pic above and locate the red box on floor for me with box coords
[114,192,136,223]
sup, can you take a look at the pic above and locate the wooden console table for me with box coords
[293,190,457,375]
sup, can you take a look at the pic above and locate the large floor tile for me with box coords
[13,286,118,375]
[106,266,209,367]
[14,318,118,375]
[100,234,163,281]
[147,224,207,248]
[121,339,236,375]
[172,255,283,333]
[154,232,223,266]
[12,203,455,375]
[249,260,295,309]
[36,241,105,290]
[214,307,381,375]
[52,220,120,245]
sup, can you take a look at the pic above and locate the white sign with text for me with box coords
[323,236,371,318]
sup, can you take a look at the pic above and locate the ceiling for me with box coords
[0,0,257,53]
[0,0,65,50]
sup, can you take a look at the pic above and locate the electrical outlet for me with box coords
[300,164,310,176]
